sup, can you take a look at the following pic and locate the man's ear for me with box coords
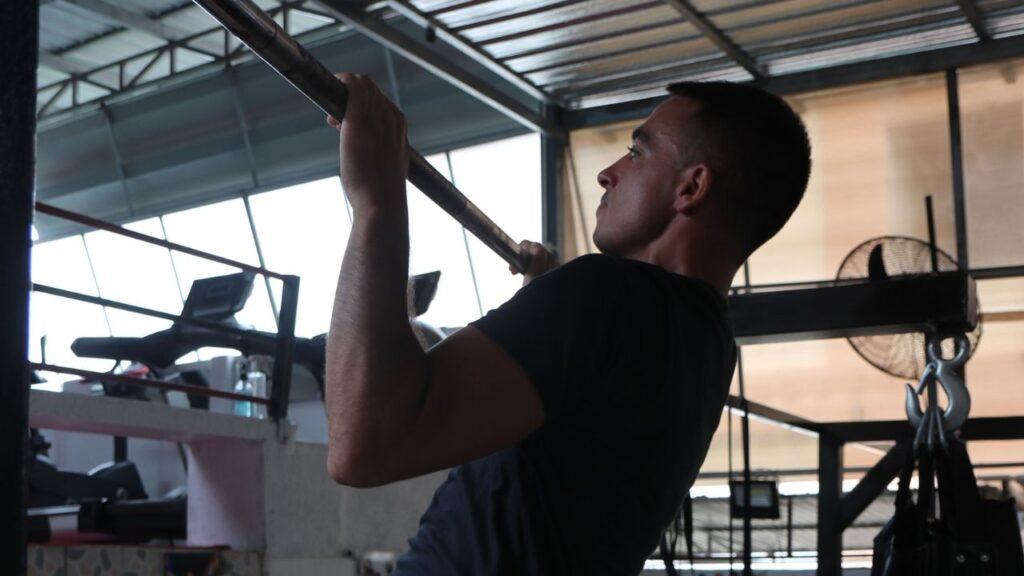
[673,163,712,214]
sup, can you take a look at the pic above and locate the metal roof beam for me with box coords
[663,0,765,80]
[564,33,1024,129]
[311,0,563,137]
[385,0,559,105]
[955,0,990,42]
[58,0,189,42]
[38,51,92,75]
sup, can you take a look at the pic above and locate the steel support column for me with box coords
[541,105,565,254]
[269,275,299,422]
[0,0,38,571]
[100,105,136,217]
[946,69,970,271]
[817,432,843,576]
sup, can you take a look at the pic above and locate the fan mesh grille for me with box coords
[836,236,981,380]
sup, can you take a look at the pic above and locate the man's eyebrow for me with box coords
[631,127,649,146]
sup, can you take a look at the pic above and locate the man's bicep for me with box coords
[382,326,545,481]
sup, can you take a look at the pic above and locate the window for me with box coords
[83,218,181,337]
[449,134,543,313]
[749,75,956,284]
[247,177,351,338]
[161,198,277,357]
[29,133,546,384]
[161,198,277,330]
[30,236,113,391]
[407,154,484,329]
[958,59,1024,269]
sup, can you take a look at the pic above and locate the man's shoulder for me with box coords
[562,253,621,273]
[531,254,626,291]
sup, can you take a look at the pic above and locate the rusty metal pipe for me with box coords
[192,0,530,271]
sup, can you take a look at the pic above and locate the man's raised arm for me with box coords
[323,74,546,488]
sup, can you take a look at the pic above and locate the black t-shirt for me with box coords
[391,254,736,576]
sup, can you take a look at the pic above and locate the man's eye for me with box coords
[627,145,639,158]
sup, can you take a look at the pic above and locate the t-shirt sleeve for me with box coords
[469,254,623,421]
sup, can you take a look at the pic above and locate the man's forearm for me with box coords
[325,200,428,483]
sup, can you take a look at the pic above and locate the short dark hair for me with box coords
[666,81,811,258]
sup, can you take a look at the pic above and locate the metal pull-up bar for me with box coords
[192,0,530,272]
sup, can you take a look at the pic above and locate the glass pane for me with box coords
[30,236,112,390]
[958,59,1024,269]
[84,218,180,337]
[407,154,481,329]
[161,198,277,357]
[968,440,1024,471]
[750,74,956,284]
[964,319,1024,418]
[699,411,819,476]
[739,338,909,422]
[978,277,1024,312]
[449,134,544,313]
[30,292,118,392]
[31,235,100,294]
[248,177,350,338]
[565,120,629,260]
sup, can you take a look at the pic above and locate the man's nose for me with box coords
[597,166,615,190]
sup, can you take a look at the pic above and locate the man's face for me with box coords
[593,96,699,257]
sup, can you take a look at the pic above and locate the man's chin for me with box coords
[592,231,619,257]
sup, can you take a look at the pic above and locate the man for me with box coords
[324,78,811,574]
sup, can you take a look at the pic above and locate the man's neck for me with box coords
[621,232,738,295]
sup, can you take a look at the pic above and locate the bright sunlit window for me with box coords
[449,134,543,314]
[84,218,180,337]
[30,236,113,391]
[29,133,543,385]
[161,198,278,358]
[248,177,351,338]
[407,154,484,329]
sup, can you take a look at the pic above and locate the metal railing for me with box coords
[32,201,299,422]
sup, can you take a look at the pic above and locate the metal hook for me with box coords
[905,333,971,435]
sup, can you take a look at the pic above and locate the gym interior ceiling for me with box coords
[34,0,1024,241]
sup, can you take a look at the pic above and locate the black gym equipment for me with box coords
[71,270,445,399]
[190,0,531,273]
[72,271,325,388]
[27,428,186,544]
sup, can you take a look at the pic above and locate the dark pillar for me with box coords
[541,106,565,256]
[269,275,300,422]
[0,0,39,572]
[945,68,969,270]
[817,432,844,576]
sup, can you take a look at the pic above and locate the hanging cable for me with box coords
[445,152,484,318]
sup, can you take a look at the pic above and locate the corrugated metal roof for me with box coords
[36,0,1024,118]
[406,0,1024,108]
[40,3,120,53]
